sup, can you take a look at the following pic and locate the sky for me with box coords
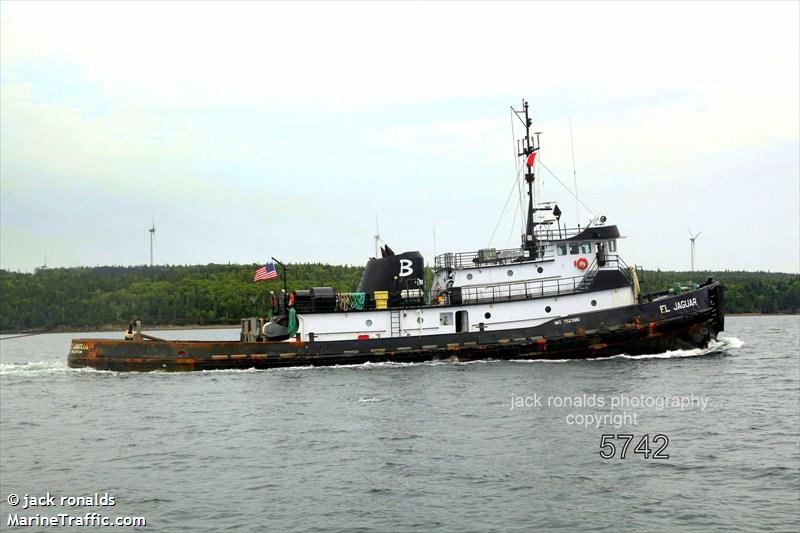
[1,1,798,274]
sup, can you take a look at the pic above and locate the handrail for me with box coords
[533,225,586,241]
[434,225,618,270]
[434,246,556,270]
[453,269,594,304]
[447,254,632,305]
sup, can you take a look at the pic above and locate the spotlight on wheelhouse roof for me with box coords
[600,215,607,224]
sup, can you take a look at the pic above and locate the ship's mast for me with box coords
[512,99,541,258]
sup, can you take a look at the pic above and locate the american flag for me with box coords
[254,262,278,282]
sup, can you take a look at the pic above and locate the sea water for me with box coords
[1,316,798,532]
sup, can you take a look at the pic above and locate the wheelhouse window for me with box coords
[609,240,617,252]
[569,243,579,255]
[557,243,567,256]
[580,243,592,254]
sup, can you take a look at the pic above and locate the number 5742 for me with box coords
[599,434,670,459]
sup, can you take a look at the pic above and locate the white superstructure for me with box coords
[292,221,637,342]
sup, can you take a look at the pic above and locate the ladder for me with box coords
[577,269,598,291]
[390,309,402,337]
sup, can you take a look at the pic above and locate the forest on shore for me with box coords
[1,264,798,332]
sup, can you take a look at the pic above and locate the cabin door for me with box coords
[456,310,469,333]
[596,242,607,267]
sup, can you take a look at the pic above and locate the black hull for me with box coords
[68,283,724,372]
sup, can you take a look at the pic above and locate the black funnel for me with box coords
[358,251,424,293]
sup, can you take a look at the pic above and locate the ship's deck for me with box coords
[294,256,633,314]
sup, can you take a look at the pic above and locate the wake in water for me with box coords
[512,336,744,363]
[597,336,742,361]
[0,360,106,376]
[613,335,744,360]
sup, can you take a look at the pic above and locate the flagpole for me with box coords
[271,257,287,300]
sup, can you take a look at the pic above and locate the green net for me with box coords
[287,307,298,337]
[350,292,365,310]
[336,292,365,311]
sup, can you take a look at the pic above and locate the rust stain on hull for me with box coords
[67,321,715,372]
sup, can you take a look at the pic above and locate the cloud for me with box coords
[3,2,797,107]
[1,1,798,272]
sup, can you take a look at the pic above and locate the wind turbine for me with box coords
[149,219,156,267]
[373,216,384,258]
[688,227,702,272]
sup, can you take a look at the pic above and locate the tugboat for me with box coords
[68,100,724,371]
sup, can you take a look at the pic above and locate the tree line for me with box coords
[639,270,799,316]
[0,264,797,331]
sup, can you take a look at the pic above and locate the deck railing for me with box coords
[533,225,586,241]
[452,271,589,304]
[433,225,606,270]
[434,246,555,270]
[448,254,631,305]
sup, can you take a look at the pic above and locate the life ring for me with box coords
[575,257,589,270]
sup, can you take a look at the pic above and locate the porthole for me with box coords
[537,266,543,274]
[484,312,491,319]
[365,319,373,327]
[507,269,513,277]
[466,273,473,280]
[545,306,552,313]
[591,300,597,307]
[417,317,424,324]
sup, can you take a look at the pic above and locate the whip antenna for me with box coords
[569,116,580,227]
